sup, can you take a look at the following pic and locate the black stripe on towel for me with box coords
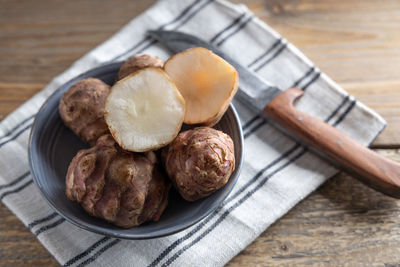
[159,0,206,30]
[216,16,254,46]
[301,72,321,91]
[135,0,215,55]
[0,114,35,141]
[0,179,33,201]
[76,239,121,267]
[0,171,30,190]
[333,99,356,126]
[242,115,263,130]
[28,212,59,229]
[253,43,287,72]
[324,95,350,123]
[34,218,66,236]
[289,67,315,88]
[167,0,214,33]
[0,173,66,235]
[0,123,33,149]
[247,39,282,68]
[111,0,206,61]
[63,237,112,267]
[243,119,266,139]
[209,13,246,43]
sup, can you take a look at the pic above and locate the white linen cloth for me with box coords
[0,0,386,266]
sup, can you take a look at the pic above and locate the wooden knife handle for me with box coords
[263,87,400,198]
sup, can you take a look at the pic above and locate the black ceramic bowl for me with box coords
[28,62,244,239]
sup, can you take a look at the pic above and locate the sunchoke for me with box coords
[164,47,238,127]
[59,78,110,145]
[105,67,185,152]
[66,134,171,228]
[162,127,235,201]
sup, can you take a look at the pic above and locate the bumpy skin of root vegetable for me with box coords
[66,134,171,228]
[162,127,235,201]
[59,78,110,146]
[116,54,164,81]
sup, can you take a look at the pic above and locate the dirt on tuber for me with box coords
[66,134,171,228]
[162,127,235,201]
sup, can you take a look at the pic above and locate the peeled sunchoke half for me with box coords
[59,78,110,145]
[164,47,239,127]
[105,67,185,152]
[66,134,171,228]
[162,127,235,201]
[116,54,164,81]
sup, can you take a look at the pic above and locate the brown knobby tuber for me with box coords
[65,134,171,228]
[162,127,235,201]
[59,78,110,145]
[116,54,164,81]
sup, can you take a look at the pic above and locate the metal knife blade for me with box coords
[148,30,281,113]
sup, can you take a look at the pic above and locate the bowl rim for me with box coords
[28,62,244,240]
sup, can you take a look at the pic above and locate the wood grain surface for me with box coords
[0,0,400,266]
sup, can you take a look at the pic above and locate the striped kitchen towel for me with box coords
[0,0,386,266]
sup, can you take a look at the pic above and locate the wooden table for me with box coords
[1,0,399,266]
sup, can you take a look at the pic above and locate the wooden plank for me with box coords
[0,0,158,119]
[231,0,400,147]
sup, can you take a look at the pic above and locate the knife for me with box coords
[148,30,400,198]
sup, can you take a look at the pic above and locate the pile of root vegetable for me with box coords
[59,48,238,228]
